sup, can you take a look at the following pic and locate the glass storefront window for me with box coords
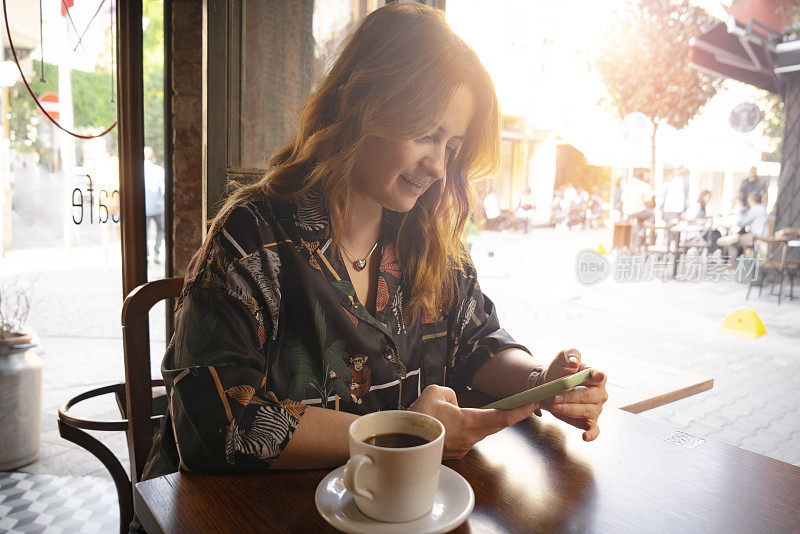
[1,0,165,477]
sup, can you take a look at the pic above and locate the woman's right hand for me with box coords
[409,384,539,459]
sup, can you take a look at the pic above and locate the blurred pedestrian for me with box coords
[611,176,623,222]
[622,170,654,224]
[515,187,536,233]
[716,191,768,264]
[144,146,165,263]
[683,189,713,250]
[622,169,654,246]
[586,188,604,229]
[738,167,765,211]
[661,167,689,223]
[483,187,508,230]
[550,188,565,226]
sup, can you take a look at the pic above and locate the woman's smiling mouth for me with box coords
[401,175,424,192]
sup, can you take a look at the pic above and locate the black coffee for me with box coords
[364,432,429,448]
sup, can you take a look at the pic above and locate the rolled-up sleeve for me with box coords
[160,200,309,472]
[446,258,530,391]
[164,286,305,473]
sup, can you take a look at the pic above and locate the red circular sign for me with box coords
[39,91,60,121]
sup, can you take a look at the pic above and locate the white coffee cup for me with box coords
[343,410,445,523]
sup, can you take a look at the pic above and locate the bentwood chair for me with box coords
[747,236,792,304]
[58,277,184,534]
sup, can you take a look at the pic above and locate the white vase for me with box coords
[0,334,42,470]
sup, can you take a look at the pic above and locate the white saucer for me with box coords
[315,464,474,534]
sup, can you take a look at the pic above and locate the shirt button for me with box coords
[383,347,393,360]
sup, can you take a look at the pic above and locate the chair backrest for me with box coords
[121,277,184,483]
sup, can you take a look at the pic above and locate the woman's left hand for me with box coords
[538,348,608,442]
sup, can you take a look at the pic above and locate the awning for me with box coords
[689,20,778,94]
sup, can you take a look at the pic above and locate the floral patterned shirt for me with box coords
[142,188,530,477]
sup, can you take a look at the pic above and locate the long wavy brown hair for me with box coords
[221,2,500,320]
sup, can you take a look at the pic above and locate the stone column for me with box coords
[775,73,800,232]
[238,0,315,168]
[171,0,203,276]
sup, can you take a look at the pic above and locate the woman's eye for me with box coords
[418,135,433,143]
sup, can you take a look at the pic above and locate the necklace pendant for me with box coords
[354,259,367,271]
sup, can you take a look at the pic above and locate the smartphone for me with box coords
[481,368,592,410]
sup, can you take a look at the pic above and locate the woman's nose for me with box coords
[422,144,447,182]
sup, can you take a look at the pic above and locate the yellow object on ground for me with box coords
[719,307,766,338]
[597,243,607,255]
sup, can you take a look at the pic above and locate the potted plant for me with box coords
[0,282,42,470]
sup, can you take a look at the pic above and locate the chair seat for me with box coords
[115,385,168,419]
[758,262,784,272]
[645,246,672,255]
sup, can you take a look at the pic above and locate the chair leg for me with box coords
[58,420,133,534]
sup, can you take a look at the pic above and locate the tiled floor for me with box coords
[0,472,117,534]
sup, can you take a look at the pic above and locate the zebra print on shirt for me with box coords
[225,404,299,464]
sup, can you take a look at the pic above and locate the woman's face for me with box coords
[350,85,476,213]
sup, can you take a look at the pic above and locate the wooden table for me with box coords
[135,409,800,533]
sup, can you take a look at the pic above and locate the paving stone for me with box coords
[738,427,788,456]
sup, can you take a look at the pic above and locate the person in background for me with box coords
[622,169,654,224]
[566,189,588,229]
[683,189,712,223]
[738,167,765,212]
[622,169,655,246]
[682,189,713,250]
[611,176,623,221]
[144,146,165,264]
[717,191,769,264]
[661,168,689,223]
[550,187,565,226]
[586,188,604,229]
[515,187,536,233]
[483,187,509,230]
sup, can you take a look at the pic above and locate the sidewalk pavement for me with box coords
[2,226,798,481]
[471,228,800,467]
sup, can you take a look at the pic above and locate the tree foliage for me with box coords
[595,0,721,174]
[8,61,116,159]
[143,0,165,163]
[761,93,784,155]
[8,0,164,164]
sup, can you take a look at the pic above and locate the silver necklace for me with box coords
[341,241,379,271]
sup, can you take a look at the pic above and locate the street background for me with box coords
[3,226,798,481]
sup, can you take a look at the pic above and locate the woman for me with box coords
[142,3,606,478]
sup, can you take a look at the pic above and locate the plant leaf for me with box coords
[330,280,356,297]
[314,301,326,348]
[289,371,315,401]
[331,378,351,401]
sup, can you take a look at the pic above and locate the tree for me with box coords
[8,1,165,164]
[8,61,116,163]
[595,0,721,182]
[142,0,165,164]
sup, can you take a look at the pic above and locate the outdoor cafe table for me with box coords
[134,408,800,533]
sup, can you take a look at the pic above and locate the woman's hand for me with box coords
[409,384,539,459]
[539,348,608,442]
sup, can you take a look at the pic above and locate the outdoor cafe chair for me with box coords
[746,235,794,305]
[57,277,184,534]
